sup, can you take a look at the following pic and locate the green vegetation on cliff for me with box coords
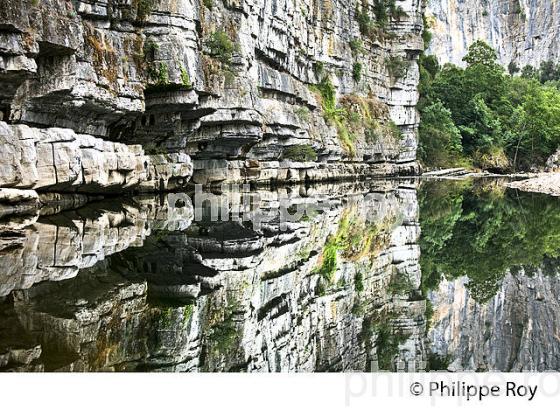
[310,75,403,156]
[419,41,560,171]
[282,144,318,162]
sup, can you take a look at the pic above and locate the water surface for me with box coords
[1,179,559,371]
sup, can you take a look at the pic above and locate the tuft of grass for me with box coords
[145,62,193,93]
[183,304,194,327]
[310,76,357,155]
[355,4,374,36]
[318,241,339,284]
[339,94,402,148]
[143,39,159,59]
[137,0,156,21]
[375,323,407,370]
[388,272,413,296]
[314,208,400,290]
[386,55,409,80]
[314,61,324,77]
[310,77,402,155]
[180,65,191,87]
[387,119,403,141]
[294,105,310,122]
[355,270,364,292]
[147,62,168,85]
[310,76,338,120]
[349,38,364,54]
[208,298,241,356]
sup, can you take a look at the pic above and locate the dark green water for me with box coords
[1,179,559,372]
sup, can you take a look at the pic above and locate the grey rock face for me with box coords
[427,0,560,67]
[0,181,426,372]
[0,121,193,194]
[0,188,40,218]
[428,269,560,371]
[0,0,425,194]
[546,148,560,171]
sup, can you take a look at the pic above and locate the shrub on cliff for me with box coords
[352,62,363,82]
[282,145,318,162]
[137,0,156,21]
[385,56,409,80]
[205,30,236,65]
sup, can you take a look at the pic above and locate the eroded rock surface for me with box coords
[0,194,194,297]
[427,0,560,67]
[1,0,425,198]
[0,121,193,194]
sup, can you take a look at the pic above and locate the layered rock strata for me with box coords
[0,121,193,194]
[429,267,560,371]
[0,194,194,297]
[0,0,425,197]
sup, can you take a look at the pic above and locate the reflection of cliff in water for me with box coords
[5,179,560,373]
[429,269,560,372]
[420,179,560,371]
[0,181,426,372]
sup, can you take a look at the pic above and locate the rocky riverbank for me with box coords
[507,173,560,196]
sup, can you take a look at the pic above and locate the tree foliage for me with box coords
[419,41,560,170]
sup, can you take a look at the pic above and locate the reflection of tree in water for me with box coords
[420,179,560,302]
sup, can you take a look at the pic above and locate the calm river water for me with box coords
[1,178,559,371]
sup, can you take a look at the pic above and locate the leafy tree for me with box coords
[429,64,467,125]
[521,64,538,80]
[459,94,503,152]
[421,55,440,79]
[508,61,520,75]
[418,101,463,167]
[462,40,499,68]
[539,60,560,83]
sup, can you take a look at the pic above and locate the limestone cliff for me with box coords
[0,0,425,210]
[427,0,560,67]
